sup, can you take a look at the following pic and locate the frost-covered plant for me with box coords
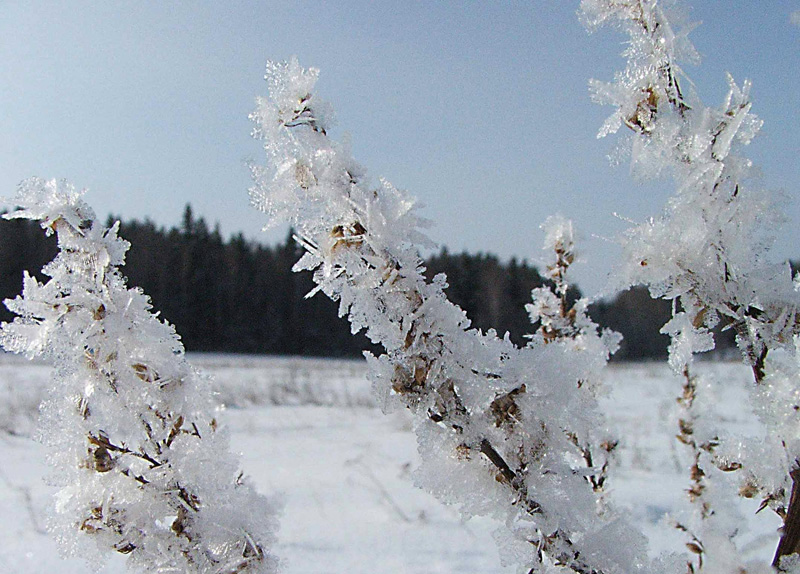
[0,178,279,573]
[581,0,800,569]
[580,0,797,373]
[249,1,800,572]
[250,59,646,574]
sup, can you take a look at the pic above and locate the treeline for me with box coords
[0,206,738,360]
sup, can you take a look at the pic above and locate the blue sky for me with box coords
[1,1,798,296]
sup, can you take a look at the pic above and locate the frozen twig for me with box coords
[251,58,641,574]
[583,0,800,568]
[0,178,279,573]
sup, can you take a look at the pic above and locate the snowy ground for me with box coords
[0,354,784,573]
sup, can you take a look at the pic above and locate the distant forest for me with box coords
[0,205,744,360]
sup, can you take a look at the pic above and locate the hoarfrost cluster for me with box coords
[250,57,647,574]
[585,0,800,570]
[1,178,279,574]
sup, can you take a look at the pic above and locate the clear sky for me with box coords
[1,1,798,297]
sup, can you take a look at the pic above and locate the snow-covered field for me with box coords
[0,354,783,573]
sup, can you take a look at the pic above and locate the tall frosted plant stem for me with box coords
[0,178,279,574]
[250,59,646,574]
[581,0,800,567]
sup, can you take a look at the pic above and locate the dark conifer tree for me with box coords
[0,207,723,359]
